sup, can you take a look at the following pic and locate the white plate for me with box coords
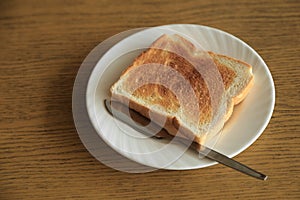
[86,24,275,170]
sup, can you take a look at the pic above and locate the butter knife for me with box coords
[104,99,267,180]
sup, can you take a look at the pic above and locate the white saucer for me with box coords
[85,24,275,170]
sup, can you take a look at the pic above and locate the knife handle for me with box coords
[176,137,267,180]
[200,147,268,180]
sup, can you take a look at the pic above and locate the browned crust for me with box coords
[233,76,254,105]
[208,52,253,69]
[222,76,254,123]
[207,52,254,124]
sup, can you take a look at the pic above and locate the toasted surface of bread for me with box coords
[110,34,253,144]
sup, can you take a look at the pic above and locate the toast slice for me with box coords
[110,34,253,145]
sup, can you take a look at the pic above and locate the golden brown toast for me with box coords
[110,34,253,144]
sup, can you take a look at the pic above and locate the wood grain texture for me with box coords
[0,0,299,199]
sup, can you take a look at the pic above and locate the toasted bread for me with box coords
[110,34,253,144]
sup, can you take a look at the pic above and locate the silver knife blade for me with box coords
[104,99,267,180]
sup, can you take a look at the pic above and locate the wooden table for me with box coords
[1,0,299,199]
